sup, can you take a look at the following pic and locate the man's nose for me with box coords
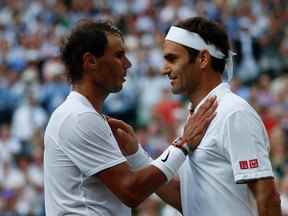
[124,56,132,69]
[160,65,171,75]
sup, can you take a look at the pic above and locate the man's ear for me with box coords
[83,52,98,66]
[199,50,210,69]
[83,53,98,72]
[92,56,97,64]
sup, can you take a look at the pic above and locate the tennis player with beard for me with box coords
[109,17,281,216]
[44,20,217,215]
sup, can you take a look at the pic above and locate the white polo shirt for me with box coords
[44,91,130,216]
[179,83,274,216]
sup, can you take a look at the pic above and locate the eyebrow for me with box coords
[164,53,178,60]
[115,49,125,54]
[115,48,124,52]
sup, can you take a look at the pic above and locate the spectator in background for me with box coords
[138,66,170,126]
[40,59,70,114]
[0,66,19,125]
[259,12,285,77]
[153,88,181,142]
[233,17,261,84]
[12,89,48,145]
[0,124,21,184]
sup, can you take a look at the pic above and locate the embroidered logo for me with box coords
[249,159,259,168]
[161,151,170,162]
[239,160,249,169]
[239,159,259,169]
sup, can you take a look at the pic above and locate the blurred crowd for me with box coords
[0,0,287,215]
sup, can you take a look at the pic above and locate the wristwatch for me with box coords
[172,137,190,155]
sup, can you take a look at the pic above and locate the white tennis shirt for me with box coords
[179,83,274,216]
[44,91,130,216]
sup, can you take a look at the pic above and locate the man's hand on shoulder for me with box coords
[107,118,139,155]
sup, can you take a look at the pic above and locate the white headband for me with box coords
[165,26,236,81]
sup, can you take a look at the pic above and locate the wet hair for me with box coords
[60,20,123,83]
[175,17,230,74]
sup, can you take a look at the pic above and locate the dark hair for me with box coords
[60,20,123,83]
[175,17,230,74]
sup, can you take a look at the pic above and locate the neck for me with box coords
[72,81,108,113]
[188,72,222,108]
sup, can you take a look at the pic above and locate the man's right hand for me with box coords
[176,96,218,152]
[107,118,139,155]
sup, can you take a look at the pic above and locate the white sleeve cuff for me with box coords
[235,169,274,184]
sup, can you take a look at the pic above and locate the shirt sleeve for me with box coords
[222,110,274,183]
[58,112,126,177]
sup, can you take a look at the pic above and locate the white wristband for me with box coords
[126,144,153,170]
[151,145,186,182]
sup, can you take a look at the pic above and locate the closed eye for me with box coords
[115,50,125,59]
[164,53,178,63]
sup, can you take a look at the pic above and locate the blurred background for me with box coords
[0,0,287,215]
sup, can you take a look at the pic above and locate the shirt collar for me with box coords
[68,91,108,120]
[68,91,94,109]
[189,82,231,112]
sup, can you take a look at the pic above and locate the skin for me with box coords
[72,33,218,209]
[109,39,281,215]
[74,33,132,112]
[161,40,222,105]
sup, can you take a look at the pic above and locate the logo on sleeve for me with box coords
[239,160,249,169]
[239,159,259,169]
[161,151,170,162]
[249,159,259,168]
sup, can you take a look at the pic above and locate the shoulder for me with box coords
[220,93,255,114]
[47,96,105,139]
[217,92,262,124]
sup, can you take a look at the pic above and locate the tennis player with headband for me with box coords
[109,17,281,216]
[44,19,218,216]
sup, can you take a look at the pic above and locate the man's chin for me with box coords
[110,85,123,93]
[171,88,182,95]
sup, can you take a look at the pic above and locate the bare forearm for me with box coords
[267,200,281,216]
[256,196,281,216]
[123,165,167,207]
[98,163,169,208]
[123,145,186,207]
[156,178,182,212]
[248,178,281,216]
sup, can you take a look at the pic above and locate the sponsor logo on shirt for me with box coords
[249,159,259,168]
[239,159,259,169]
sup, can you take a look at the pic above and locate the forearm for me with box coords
[124,144,184,209]
[123,143,185,207]
[248,178,281,216]
[256,193,281,216]
[116,145,186,207]
[123,165,167,207]
[156,177,182,212]
[126,168,182,210]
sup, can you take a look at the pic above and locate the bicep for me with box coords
[59,113,126,176]
[223,110,273,183]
